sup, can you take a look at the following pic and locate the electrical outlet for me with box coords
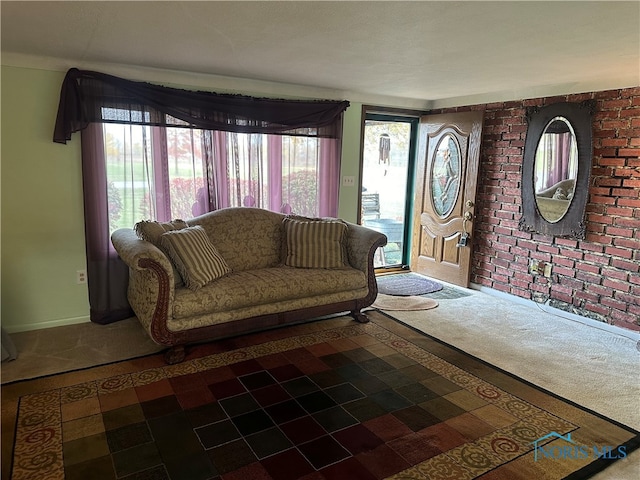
[76,269,87,284]
[342,175,355,187]
[543,262,552,278]
[529,259,539,275]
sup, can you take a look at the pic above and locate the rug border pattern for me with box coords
[8,313,640,480]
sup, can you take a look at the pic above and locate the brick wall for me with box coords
[437,87,640,332]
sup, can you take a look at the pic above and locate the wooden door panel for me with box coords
[411,111,484,287]
[442,234,461,265]
[419,228,437,259]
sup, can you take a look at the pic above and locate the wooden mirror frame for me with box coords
[519,100,595,239]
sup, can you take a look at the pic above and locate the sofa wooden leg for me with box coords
[164,345,186,364]
[351,310,370,323]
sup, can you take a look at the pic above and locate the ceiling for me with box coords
[2,1,639,107]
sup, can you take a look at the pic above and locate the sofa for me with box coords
[111,207,387,363]
[535,178,575,222]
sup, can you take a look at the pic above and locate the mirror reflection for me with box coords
[534,117,578,222]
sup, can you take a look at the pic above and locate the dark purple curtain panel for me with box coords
[54,68,349,143]
[81,124,134,324]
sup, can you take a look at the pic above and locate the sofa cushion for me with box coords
[172,266,367,319]
[135,219,188,286]
[160,226,231,290]
[283,218,347,268]
[188,208,284,272]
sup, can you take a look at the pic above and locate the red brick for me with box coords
[613,237,640,250]
[601,99,632,109]
[587,214,614,224]
[553,266,576,278]
[575,262,600,274]
[605,226,634,237]
[553,256,575,268]
[614,217,640,228]
[617,198,640,208]
[587,284,614,297]
[603,278,631,292]
[559,248,583,260]
[601,296,629,311]
[589,195,616,205]
[593,177,622,187]
[537,244,559,254]
[619,148,640,157]
[583,252,610,265]
[551,292,573,304]
[614,291,640,306]
[601,268,629,281]
[611,188,638,197]
[598,158,626,167]
[604,246,633,259]
[554,238,578,248]
[574,290,600,303]
[622,178,640,187]
[612,316,640,330]
[612,258,640,272]
[585,302,609,316]
[576,271,602,285]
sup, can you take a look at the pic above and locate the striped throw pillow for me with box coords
[160,226,231,290]
[283,218,347,269]
[134,219,189,287]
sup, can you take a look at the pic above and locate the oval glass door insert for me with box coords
[431,133,461,217]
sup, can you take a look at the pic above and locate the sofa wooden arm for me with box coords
[111,228,176,344]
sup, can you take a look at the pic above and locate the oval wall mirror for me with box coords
[519,101,595,239]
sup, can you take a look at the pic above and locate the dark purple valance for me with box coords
[53,68,350,144]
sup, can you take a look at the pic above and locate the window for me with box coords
[104,117,333,234]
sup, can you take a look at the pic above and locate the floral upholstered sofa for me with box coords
[111,207,387,363]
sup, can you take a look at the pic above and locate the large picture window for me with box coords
[105,121,333,234]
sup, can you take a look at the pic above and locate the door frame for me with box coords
[410,110,484,287]
[357,105,422,270]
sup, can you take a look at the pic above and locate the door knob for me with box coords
[463,211,473,220]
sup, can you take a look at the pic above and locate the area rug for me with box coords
[2,311,638,480]
[372,294,439,311]
[377,272,443,296]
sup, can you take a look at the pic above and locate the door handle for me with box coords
[457,211,473,248]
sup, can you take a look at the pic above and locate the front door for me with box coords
[410,111,484,287]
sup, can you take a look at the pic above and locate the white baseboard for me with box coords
[470,283,640,342]
[2,316,91,334]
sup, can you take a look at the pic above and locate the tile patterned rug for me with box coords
[2,311,638,480]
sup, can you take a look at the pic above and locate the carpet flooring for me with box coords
[3,311,638,480]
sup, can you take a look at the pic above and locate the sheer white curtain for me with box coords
[105,125,341,235]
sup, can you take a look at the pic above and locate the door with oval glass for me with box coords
[410,111,483,287]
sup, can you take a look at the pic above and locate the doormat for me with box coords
[372,294,439,311]
[2,311,638,480]
[377,272,443,296]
